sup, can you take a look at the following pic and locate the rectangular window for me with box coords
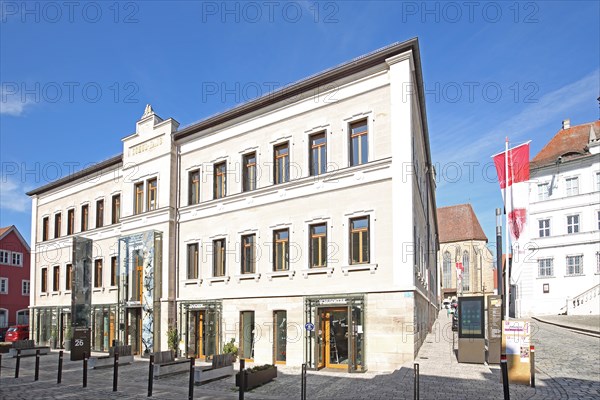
[189,170,200,205]
[213,239,226,277]
[274,310,287,364]
[243,153,257,192]
[187,243,199,279]
[41,268,47,293]
[94,259,103,288]
[0,250,8,264]
[239,311,255,360]
[134,182,144,214]
[310,223,327,268]
[110,256,117,286]
[96,199,104,228]
[597,252,600,274]
[22,280,30,296]
[11,252,22,266]
[537,183,549,201]
[241,234,256,274]
[0,278,7,294]
[147,178,158,211]
[538,258,553,277]
[53,265,60,292]
[214,162,227,199]
[273,229,289,271]
[42,217,49,241]
[274,143,289,184]
[597,211,600,231]
[54,212,62,238]
[350,216,370,264]
[596,172,600,191]
[566,177,579,196]
[111,194,121,224]
[567,215,579,234]
[350,119,368,166]
[66,264,73,291]
[538,219,550,237]
[566,255,583,276]
[67,209,75,235]
[310,132,327,176]
[81,205,89,232]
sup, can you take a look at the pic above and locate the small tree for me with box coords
[223,338,238,361]
[166,327,179,356]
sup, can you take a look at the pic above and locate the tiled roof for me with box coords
[0,226,11,237]
[437,204,487,243]
[531,121,600,169]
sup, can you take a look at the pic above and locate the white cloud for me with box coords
[0,178,31,213]
[0,88,31,116]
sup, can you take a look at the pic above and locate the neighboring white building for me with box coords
[517,119,600,317]
[27,39,439,372]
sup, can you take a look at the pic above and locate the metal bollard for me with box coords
[113,352,119,391]
[83,352,88,388]
[57,351,63,384]
[35,349,40,381]
[15,349,21,378]
[188,357,195,400]
[500,354,510,400]
[530,346,535,388]
[0,353,2,378]
[413,363,420,400]
[239,359,245,400]
[147,354,154,397]
[301,363,307,400]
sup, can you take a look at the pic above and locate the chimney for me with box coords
[562,119,570,129]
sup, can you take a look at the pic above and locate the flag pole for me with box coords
[504,137,510,320]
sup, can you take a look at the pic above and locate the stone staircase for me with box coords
[566,284,600,315]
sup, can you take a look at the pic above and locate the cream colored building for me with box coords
[28,39,438,372]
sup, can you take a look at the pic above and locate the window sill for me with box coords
[301,267,333,278]
[265,270,295,281]
[64,290,72,294]
[564,274,585,278]
[108,286,118,292]
[341,263,377,276]
[51,291,60,296]
[536,276,555,279]
[92,288,104,293]
[183,279,202,286]
[234,273,260,283]
[206,276,230,286]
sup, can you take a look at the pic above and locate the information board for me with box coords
[458,296,485,339]
[71,327,91,361]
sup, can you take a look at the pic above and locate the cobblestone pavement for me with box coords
[1,312,598,399]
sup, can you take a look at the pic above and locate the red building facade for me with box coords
[0,226,31,329]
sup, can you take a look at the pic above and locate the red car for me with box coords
[5,325,29,342]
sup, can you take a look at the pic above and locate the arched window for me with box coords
[462,250,470,292]
[16,309,29,325]
[443,251,452,288]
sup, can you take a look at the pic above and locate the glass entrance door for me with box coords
[318,308,349,369]
[188,311,205,359]
[126,308,142,355]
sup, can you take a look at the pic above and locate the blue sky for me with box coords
[1,1,599,250]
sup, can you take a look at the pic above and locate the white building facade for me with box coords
[517,120,600,317]
[28,40,439,371]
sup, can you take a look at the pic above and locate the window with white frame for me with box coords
[0,309,7,328]
[567,215,579,234]
[538,258,553,277]
[565,177,579,196]
[597,211,600,230]
[596,172,600,191]
[0,250,8,264]
[566,255,583,276]
[12,252,22,266]
[538,219,550,237]
[596,252,600,274]
[22,280,30,295]
[537,183,549,201]
[0,277,7,294]
[16,310,29,325]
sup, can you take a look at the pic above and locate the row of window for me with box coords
[537,253,600,277]
[0,309,29,328]
[0,277,29,296]
[40,257,118,293]
[187,119,369,205]
[186,216,371,279]
[536,172,600,201]
[0,249,23,266]
[538,211,600,238]
[41,195,121,241]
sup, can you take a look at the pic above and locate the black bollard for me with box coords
[57,351,63,384]
[15,349,21,378]
[188,357,195,400]
[113,352,119,392]
[501,354,510,400]
[239,359,245,400]
[148,354,154,397]
[35,349,40,381]
[0,353,2,378]
[413,363,420,400]
[530,346,535,388]
[301,363,307,400]
[83,352,88,388]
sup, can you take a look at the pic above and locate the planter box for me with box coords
[194,364,234,384]
[236,366,277,390]
[89,355,134,369]
[8,347,50,357]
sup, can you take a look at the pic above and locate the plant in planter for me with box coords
[166,326,179,357]
[236,364,277,390]
[49,326,58,349]
[223,338,238,362]
[63,326,72,351]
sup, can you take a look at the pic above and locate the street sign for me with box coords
[71,327,91,361]
[305,323,315,331]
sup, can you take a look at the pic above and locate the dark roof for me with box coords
[437,204,487,243]
[530,121,599,169]
[26,154,122,196]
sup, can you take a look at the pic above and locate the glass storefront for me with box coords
[274,310,287,364]
[92,305,116,352]
[178,300,222,359]
[305,294,365,372]
[33,307,70,349]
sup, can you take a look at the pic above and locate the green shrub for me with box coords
[166,327,179,353]
[223,338,238,361]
